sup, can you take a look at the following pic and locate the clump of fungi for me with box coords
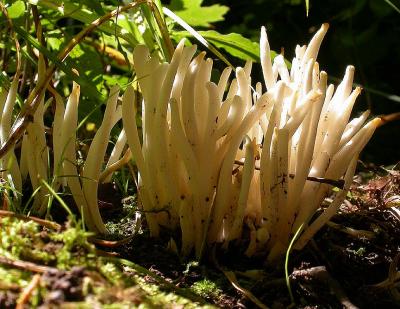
[0,24,380,261]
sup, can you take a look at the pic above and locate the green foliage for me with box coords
[0,217,95,269]
[7,0,25,19]
[172,29,267,62]
[168,0,229,27]
[197,30,265,62]
[0,218,39,260]
[30,0,140,46]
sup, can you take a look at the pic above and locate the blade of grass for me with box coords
[147,1,174,60]
[163,7,233,68]
[22,186,42,215]
[285,223,305,305]
[384,0,400,14]
[40,179,74,219]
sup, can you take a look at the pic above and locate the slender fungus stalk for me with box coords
[103,130,128,183]
[82,85,121,234]
[58,80,99,232]
[50,87,66,190]
[0,73,22,196]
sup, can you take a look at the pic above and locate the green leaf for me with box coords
[14,26,105,101]
[175,30,268,62]
[200,31,262,61]
[169,0,228,27]
[30,0,140,47]
[164,7,232,67]
[174,5,228,27]
[7,0,26,19]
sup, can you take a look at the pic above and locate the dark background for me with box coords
[203,0,400,165]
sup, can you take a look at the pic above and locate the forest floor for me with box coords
[0,164,399,308]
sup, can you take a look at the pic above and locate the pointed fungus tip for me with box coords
[373,118,382,127]
[322,23,330,30]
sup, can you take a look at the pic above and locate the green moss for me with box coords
[134,276,216,308]
[0,216,212,307]
[0,267,31,287]
[49,223,96,269]
[191,279,222,300]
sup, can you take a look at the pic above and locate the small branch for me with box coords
[223,270,270,309]
[377,112,400,127]
[291,266,358,309]
[88,235,135,248]
[234,160,345,188]
[211,250,270,309]
[16,274,41,309]
[0,210,61,230]
[326,221,375,240]
[0,256,58,274]
[149,2,175,61]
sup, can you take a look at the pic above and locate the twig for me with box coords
[16,274,41,309]
[0,210,61,230]
[0,256,58,274]
[211,249,270,309]
[223,270,270,309]
[85,38,132,66]
[377,112,400,127]
[326,221,375,239]
[89,235,135,248]
[291,266,358,309]
[234,160,345,188]
[95,248,121,257]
